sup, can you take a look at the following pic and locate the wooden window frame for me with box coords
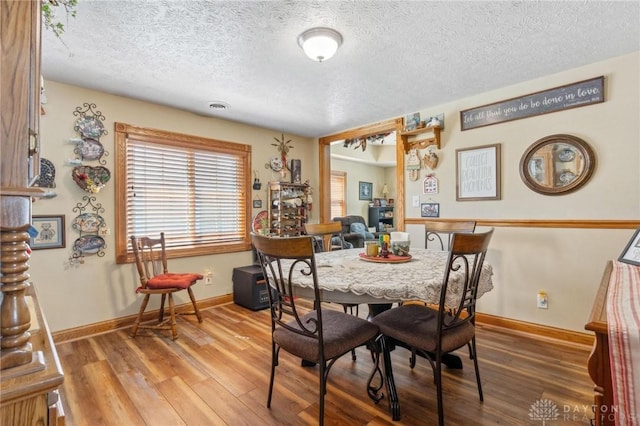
[114,122,252,264]
[330,170,347,219]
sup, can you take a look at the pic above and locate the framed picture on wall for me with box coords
[359,181,373,201]
[421,203,440,218]
[30,215,66,250]
[619,228,640,266]
[456,143,501,201]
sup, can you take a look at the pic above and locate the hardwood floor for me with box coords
[55,302,594,425]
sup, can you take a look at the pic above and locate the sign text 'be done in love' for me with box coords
[460,76,604,131]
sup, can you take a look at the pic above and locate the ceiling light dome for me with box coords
[297,27,343,62]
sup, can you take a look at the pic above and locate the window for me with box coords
[115,123,251,263]
[330,171,346,219]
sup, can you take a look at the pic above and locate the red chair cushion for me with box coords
[147,273,203,290]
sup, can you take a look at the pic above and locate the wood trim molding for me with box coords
[405,218,640,229]
[52,294,233,343]
[476,312,594,346]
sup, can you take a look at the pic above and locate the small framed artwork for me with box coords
[359,181,373,201]
[421,203,440,218]
[404,112,420,131]
[252,199,262,208]
[388,199,395,205]
[30,215,65,250]
[619,228,640,266]
[456,143,501,201]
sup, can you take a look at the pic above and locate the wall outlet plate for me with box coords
[412,195,420,207]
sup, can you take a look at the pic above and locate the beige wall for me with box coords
[402,52,639,331]
[35,51,638,334]
[331,158,392,221]
[34,81,317,331]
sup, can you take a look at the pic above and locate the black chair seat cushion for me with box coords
[372,304,474,353]
[274,309,379,362]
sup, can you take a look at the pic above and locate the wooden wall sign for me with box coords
[460,76,604,131]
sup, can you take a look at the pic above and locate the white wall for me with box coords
[402,52,639,331]
[34,81,317,331]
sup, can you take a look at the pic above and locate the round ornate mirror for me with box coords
[519,134,595,195]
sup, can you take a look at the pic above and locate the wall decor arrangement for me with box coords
[423,175,439,194]
[30,215,65,250]
[421,203,440,218]
[71,102,109,164]
[460,76,604,131]
[70,102,111,193]
[265,133,294,181]
[456,143,501,201]
[359,181,373,201]
[71,195,107,257]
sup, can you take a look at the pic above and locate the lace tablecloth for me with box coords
[283,248,494,306]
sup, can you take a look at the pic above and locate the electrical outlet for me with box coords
[537,291,548,309]
[412,195,420,207]
[204,269,213,285]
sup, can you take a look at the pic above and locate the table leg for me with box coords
[380,335,401,420]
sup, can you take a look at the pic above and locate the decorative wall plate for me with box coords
[75,116,105,139]
[558,170,576,184]
[73,235,106,255]
[72,166,111,193]
[252,210,268,233]
[72,213,105,233]
[558,148,575,162]
[75,138,105,161]
[35,158,56,188]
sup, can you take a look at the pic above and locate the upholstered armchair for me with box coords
[332,215,381,248]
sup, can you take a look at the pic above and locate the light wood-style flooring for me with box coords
[55,301,594,425]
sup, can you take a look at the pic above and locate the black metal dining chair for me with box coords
[372,228,494,425]
[304,221,360,361]
[251,233,380,426]
[425,220,477,250]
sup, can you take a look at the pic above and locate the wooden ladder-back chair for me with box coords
[425,220,477,250]
[304,221,360,360]
[372,228,494,425]
[130,233,203,340]
[251,233,379,426]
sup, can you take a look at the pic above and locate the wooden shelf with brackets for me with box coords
[400,125,441,153]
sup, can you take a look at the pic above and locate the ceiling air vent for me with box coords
[208,101,230,111]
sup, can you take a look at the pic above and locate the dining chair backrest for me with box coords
[131,233,169,289]
[439,228,493,329]
[251,233,322,337]
[425,220,476,250]
[304,221,345,252]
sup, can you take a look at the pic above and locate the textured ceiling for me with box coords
[41,1,640,138]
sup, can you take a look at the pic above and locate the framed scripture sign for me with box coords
[456,144,501,201]
[460,76,604,131]
[30,215,66,250]
[619,228,640,266]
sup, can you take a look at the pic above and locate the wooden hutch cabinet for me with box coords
[1,0,65,424]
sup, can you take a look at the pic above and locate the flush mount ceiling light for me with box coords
[297,27,343,62]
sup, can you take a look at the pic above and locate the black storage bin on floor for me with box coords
[232,265,269,310]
